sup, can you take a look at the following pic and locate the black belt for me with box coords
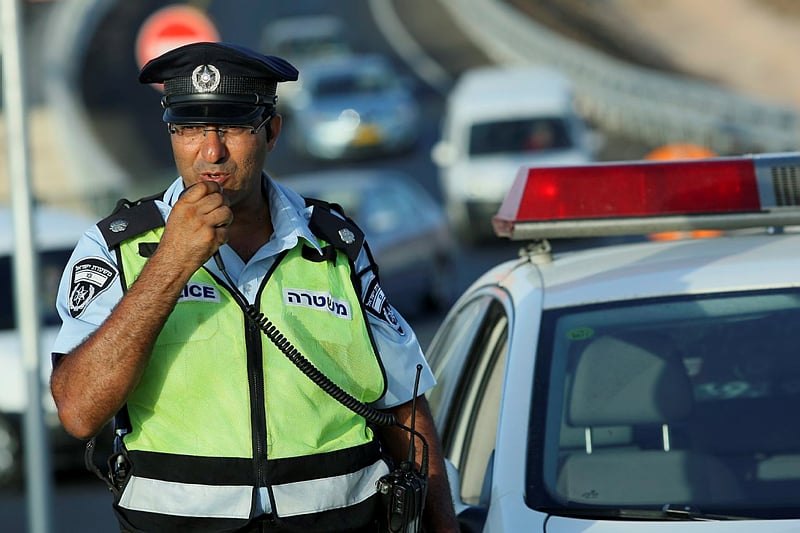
[236,516,379,533]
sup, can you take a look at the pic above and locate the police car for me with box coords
[0,205,98,486]
[425,153,800,531]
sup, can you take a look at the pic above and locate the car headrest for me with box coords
[569,335,693,427]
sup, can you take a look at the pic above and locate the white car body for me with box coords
[427,154,800,530]
[0,205,96,483]
[431,65,598,240]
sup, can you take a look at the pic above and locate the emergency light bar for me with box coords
[493,152,800,240]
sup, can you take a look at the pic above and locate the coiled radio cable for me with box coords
[214,252,398,428]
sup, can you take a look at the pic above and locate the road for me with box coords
[80,0,544,334]
[10,0,797,530]
[2,1,529,531]
[7,0,659,529]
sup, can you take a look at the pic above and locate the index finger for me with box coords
[180,181,223,200]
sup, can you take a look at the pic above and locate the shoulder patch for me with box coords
[306,200,364,263]
[364,278,404,335]
[98,199,165,248]
[68,257,118,318]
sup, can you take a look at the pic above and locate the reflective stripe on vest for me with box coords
[119,458,388,518]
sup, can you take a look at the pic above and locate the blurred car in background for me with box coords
[432,65,601,243]
[278,169,459,316]
[287,54,421,160]
[427,154,800,531]
[0,205,97,486]
[259,15,353,112]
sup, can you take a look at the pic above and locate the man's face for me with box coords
[170,115,282,212]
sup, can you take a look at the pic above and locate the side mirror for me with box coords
[432,141,457,167]
[445,459,469,515]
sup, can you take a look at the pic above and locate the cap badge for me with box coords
[109,219,128,233]
[191,64,221,93]
[338,228,355,245]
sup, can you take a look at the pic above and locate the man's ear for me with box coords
[267,114,282,146]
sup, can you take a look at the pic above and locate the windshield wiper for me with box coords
[540,504,752,521]
[657,504,751,521]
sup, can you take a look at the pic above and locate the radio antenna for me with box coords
[405,364,423,467]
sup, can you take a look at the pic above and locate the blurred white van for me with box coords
[0,205,96,486]
[432,65,601,242]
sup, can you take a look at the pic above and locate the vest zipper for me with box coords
[208,265,271,491]
[246,318,269,488]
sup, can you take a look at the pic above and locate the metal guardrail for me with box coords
[442,0,800,154]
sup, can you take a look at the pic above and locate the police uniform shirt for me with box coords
[51,174,435,409]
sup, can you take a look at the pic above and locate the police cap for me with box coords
[138,41,299,125]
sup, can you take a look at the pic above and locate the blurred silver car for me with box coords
[288,54,421,160]
[278,169,459,316]
[260,14,351,65]
[259,15,353,111]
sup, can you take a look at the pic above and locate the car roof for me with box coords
[299,54,393,80]
[0,205,94,254]
[492,232,800,311]
[448,65,575,117]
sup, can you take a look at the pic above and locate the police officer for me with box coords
[50,42,459,533]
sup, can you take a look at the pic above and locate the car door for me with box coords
[426,290,510,522]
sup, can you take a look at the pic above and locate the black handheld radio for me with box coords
[375,364,428,533]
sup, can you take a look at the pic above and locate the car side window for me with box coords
[458,315,507,505]
[426,296,491,426]
[0,249,73,330]
[431,297,509,505]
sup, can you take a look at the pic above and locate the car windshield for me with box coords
[469,117,573,156]
[312,67,394,97]
[0,249,72,331]
[530,289,800,518]
[292,180,431,236]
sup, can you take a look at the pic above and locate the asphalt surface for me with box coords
[3,2,657,531]
[0,3,515,532]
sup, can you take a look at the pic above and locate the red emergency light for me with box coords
[493,153,800,240]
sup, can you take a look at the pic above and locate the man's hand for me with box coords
[52,182,235,439]
[160,181,233,272]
